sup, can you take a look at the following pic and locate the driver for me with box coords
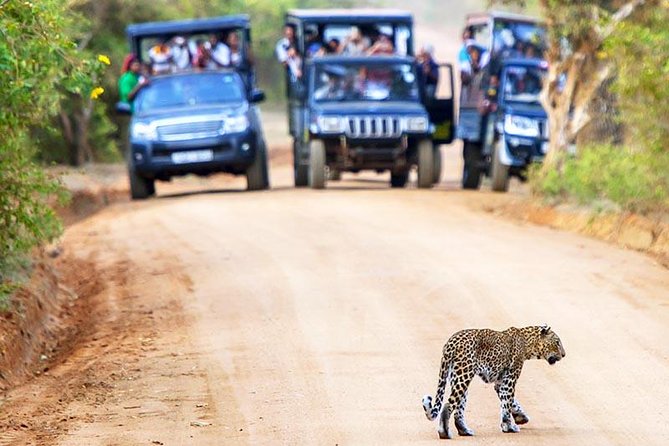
[314,73,344,100]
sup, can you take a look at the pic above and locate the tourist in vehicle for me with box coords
[193,39,213,69]
[171,36,192,71]
[367,33,394,56]
[417,44,439,98]
[339,27,370,56]
[118,56,149,111]
[148,40,173,75]
[226,31,244,66]
[460,44,482,86]
[314,72,344,101]
[457,28,475,70]
[209,34,231,68]
[325,38,340,55]
[275,25,296,65]
[305,28,323,58]
[286,46,302,81]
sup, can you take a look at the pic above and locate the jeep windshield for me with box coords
[134,72,245,114]
[313,61,419,103]
[501,65,546,104]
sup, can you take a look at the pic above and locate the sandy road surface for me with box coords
[2,148,667,445]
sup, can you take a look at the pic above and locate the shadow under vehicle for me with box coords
[457,11,548,191]
[118,15,268,199]
[283,9,455,189]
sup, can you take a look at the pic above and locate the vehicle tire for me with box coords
[328,168,341,181]
[390,171,409,188]
[462,142,482,190]
[432,144,442,185]
[293,139,308,187]
[490,138,510,192]
[417,139,434,189]
[308,139,326,189]
[128,159,154,200]
[246,138,270,191]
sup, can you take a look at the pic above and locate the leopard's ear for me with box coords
[540,324,551,335]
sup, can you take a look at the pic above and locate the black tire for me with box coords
[490,138,510,192]
[432,144,442,185]
[128,159,154,200]
[246,138,270,191]
[390,171,409,188]
[417,139,434,189]
[308,139,326,189]
[462,142,482,190]
[293,139,308,187]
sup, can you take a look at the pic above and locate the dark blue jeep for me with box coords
[119,15,268,199]
[283,9,454,189]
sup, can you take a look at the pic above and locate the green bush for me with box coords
[533,145,669,214]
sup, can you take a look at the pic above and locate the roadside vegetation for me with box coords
[499,0,669,213]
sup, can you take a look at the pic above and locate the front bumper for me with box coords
[130,130,256,179]
[500,132,548,166]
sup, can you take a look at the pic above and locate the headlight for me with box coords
[405,116,429,132]
[317,116,344,133]
[222,115,249,134]
[504,115,539,137]
[131,122,157,140]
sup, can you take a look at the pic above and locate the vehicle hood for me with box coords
[134,103,247,122]
[312,101,427,116]
[502,103,547,119]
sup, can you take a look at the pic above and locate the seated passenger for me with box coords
[339,27,370,56]
[171,36,192,71]
[305,28,323,58]
[314,73,344,100]
[118,56,149,112]
[193,39,213,69]
[367,33,394,55]
[209,34,231,68]
[226,32,244,66]
[148,41,173,75]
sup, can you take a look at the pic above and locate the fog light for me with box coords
[241,143,250,152]
[134,152,143,161]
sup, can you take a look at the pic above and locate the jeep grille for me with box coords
[157,120,222,142]
[346,116,401,139]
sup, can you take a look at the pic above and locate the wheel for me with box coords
[462,142,482,190]
[308,139,326,189]
[490,138,510,192]
[128,159,154,200]
[417,139,434,189]
[246,137,270,191]
[293,139,308,187]
[390,171,409,188]
[328,168,341,181]
[432,144,442,185]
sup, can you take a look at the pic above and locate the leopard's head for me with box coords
[528,325,566,365]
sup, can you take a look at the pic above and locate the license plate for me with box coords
[171,149,213,164]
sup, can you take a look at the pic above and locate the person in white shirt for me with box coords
[275,25,295,65]
[226,32,243,67]
[209,34,230,68]
[170,36,191,71]
[148,41,173,75]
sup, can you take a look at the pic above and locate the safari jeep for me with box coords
[457,11,548,191]
[283,9,454,189]
[119,15,269,199]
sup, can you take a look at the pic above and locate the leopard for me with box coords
[422,325,565,439]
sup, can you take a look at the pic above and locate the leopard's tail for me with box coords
[422,353,451,421]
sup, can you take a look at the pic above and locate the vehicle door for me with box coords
[424,63,455,145]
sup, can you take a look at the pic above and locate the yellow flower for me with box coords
[90,87,105,99]
[97,54,111,65]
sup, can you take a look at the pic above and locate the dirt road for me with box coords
[2,146,668,445]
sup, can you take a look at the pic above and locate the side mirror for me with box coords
[250,89,266,103]
[115,102,132,115]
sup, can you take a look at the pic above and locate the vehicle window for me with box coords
[135,73,245,112]
[313,62,419,103]
[502,65,545,103]
[312,23,410,58]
